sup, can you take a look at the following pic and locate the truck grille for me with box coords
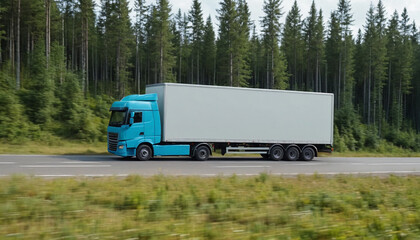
[108,132,118,151]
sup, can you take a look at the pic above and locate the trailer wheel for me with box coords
[286,146,300,161]
[301,147,315,161]
[269,146,284,161]
[136,144,152,161]
[195,146,210,161]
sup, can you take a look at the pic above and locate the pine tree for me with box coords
[314,10,325,92]
[189,0,204,84]
[216,0,237,86]
[385,11,399,122]
[234,0,251,87]
[153,0,175,83]
[79,0,94,96]
[363,1,387,129]
[337,0,354,108]
[202,15,216,85]
[134,0,147,93]
[261,0,287,89]
[250,24,263,88]
[173,9,190,83]
[326,11,340,102]
[282,0,303,90]
[303,1,317,91]
[396,8,413,128]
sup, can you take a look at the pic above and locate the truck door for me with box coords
[130,111,154,142]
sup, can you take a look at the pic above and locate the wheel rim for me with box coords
[273,149,282,158]
[288,148,298,160]
[304,149,313,160]
[141,148,149,158]
[199,149,207,159]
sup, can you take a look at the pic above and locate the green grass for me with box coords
[1,174,420,239]
[0,141,108,155]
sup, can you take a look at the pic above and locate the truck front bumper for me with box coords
[108,141,135,157]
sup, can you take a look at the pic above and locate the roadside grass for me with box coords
[0,140,108,155]
[1,174,420,239]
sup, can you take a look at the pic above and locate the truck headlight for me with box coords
[118,145,124,149]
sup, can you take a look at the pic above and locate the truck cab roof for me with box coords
[110,93,158,111]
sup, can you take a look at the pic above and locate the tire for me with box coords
[136,145,152,161]
[269,146,284,161]
[194,146,210,161]
[286,146,300,161]
[301,147,315,161]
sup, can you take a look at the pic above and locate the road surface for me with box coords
[1,155,420,177]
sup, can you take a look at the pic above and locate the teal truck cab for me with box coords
[107,94,192,160]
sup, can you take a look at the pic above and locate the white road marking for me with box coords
[20,165,111,168]
[0,162,15,164]
[351,163,420,166]
[35,161,102,164]
[215,166,271,168]
[28,174,129,177]
[272,171,420,175]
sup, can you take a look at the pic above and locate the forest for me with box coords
[0,0,420,152]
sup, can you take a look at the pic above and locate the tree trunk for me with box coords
[71,9,75,70]
[135,35,139,93]
[315,52,319,92]
[116,40,121,96]
[179,45,182,82]
[266,54,269,89]
[230,51,233,87]
[16,0,20,90]
[271,49,274,89]
[85,19,89,95]
[338,52,342,108]
[197,52,199,84]
[9,3,14,70]
[26,26,30,67]
[45,0,50,68]
[386,61,391,120]
[60,16,64,84]
[160,37,163,83]
[81,17,86,93]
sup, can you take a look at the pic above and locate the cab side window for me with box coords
[134,112,142,123]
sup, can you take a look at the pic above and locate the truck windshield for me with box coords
[109,111,127,126]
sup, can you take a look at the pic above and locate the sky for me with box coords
[96,0,420,35]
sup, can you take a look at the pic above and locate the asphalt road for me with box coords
[1,155,420,177]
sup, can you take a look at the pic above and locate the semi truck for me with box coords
[107,83,334,161]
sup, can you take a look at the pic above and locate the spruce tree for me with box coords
[234,0,251,87]
[189,0,204,84]
[261,0,288,89]
[216,0,237,86]
[202,15,216,85]
[154,0,175,83]
[282,0,303,90]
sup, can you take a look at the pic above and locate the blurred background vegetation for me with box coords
[0,0,420,153]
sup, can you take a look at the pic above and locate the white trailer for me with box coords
[146,83,333,161]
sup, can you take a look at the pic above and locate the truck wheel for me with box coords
[136,145,152,161]
[269,146,284,161]
[301,147,315,161]
[286,146,300,161]
[195,146,210,161]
